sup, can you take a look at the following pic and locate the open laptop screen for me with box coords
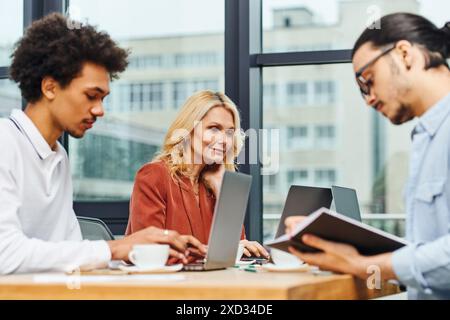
[275,186,332,238]
[331,186,362,222]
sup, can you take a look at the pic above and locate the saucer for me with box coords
[118,264,183,274]
[261,263,310,272]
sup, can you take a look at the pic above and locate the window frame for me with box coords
[226,0,353,242]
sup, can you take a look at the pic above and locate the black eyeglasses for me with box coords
[355,44,396,98]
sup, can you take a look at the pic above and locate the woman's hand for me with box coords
[202,163,226,197]
[240,239,270,259]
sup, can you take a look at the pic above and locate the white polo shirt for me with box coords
[0,109,111,274]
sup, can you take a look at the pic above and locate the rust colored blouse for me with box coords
[125,161,245,244]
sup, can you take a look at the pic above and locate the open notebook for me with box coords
[265,207,408,256]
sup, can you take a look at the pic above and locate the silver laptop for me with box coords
[183,171,252,271]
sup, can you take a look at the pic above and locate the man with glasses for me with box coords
[286,13,450,299]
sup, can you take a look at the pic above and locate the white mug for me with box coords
[270,248,303,267]
[128,244,170,269]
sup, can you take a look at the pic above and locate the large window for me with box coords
[68,0,225,203]
[0,0,23,117]
[261,0,449,241]
[0,0,23,66]
[46,0,447,237]
[286,82,308,107]
[262,62,414,240]
[0,79,21,117]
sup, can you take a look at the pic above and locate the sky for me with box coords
[1,0,449,43]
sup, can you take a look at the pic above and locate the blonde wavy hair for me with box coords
[153,90,245,180]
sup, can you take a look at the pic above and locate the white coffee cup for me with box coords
[235,243,245,263]
[270,248,303,267]
[128,244,170,269]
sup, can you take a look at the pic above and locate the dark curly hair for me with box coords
[10,13,129,103]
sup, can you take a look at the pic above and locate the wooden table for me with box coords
[0,267,399,300]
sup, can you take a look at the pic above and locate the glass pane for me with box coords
[0,0,23,65]
[263,0,450,53]
[0,79,21,117]
[262,64,410,241]
[68,0,225,201]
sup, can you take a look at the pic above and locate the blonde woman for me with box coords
[126,90,269,260]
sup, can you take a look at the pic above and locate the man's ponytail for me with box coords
[442,22,450,58]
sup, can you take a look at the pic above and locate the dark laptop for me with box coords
[275,186,333,238]
[183,171,252,271]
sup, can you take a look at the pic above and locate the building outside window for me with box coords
[286,81,308,107]
[314,125,336,149]
[0,0,23,117]
[263,83,277,108]
[314,80,336,105]
[314,169,337,187]
[287,169,310,186]
[287,126,310,149]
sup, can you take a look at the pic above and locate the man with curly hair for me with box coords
[0,13,205,274]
